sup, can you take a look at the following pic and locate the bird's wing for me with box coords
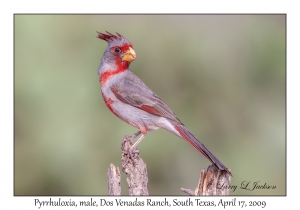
[111,71,183,124]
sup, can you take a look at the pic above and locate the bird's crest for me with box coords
[97,31,132,49]
[97,31,125,43]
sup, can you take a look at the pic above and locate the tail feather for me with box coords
[174,124,232,176]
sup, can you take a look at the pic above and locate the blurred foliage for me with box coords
[14,15,285,195]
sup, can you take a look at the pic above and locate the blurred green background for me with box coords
[14,15,285,195]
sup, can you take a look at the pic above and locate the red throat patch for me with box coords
[100,68,126,86]
[100,56,130,86]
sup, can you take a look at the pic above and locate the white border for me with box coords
[1,0,299,209]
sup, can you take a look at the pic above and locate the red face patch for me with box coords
[111,44,133,54]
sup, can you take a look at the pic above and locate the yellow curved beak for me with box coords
[122,47,136,62]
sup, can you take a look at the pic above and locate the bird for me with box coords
[96,31,231,176]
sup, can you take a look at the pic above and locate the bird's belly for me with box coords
[111,100,161,131]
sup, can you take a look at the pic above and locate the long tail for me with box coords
[174,124,232,176]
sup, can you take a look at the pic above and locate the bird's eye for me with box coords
[114,48,121,53]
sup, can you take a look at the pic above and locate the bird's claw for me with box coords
[122,135,135,145]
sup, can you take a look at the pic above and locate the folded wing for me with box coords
[111,71,183,125]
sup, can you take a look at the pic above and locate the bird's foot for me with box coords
[121,131,141,146]
[122,135,135,145]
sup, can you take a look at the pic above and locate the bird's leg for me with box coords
[122,133,146,168]
[130,134,146,153]
[121,131,141,161]
[122,131,141,145]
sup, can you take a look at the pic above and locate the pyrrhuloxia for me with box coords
[97,32,231,176]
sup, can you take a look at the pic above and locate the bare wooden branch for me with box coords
[107,138,230,195]
[121,138,149,195]
[107,164,121,195]
[181,164,231,196]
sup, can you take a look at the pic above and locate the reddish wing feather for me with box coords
[139,105,162,115]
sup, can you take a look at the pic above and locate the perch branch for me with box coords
[181,164,231,196]
[121,138,149,195]
[107,164,121,195]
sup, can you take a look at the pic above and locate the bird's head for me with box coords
[97,31,136,71]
